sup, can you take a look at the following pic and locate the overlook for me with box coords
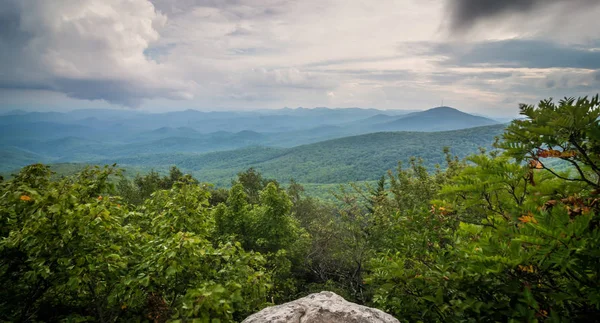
[1,0,599,321]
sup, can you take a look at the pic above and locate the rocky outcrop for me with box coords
[242,291,399,323]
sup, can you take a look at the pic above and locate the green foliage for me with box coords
[3,95,600,322]
[0,164,269,322]
[0,164,137,322]
[117,166,194,205]
[213,180,309,303]
[233,167,278,204]
[367,95,600,322]
[500,95,600,188]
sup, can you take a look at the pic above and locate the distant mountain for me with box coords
[0,112,68,125]
[105,124,506,186]
[0,122,98,140]
[135,127,203,141]
[0,109,28,116]
[0,107,507,174]
[0,147,52,172]
[374,106,499,132]
[344,114,399,127]
[0,107,416,135]
[218,130,265,141]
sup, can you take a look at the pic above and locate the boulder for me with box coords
[242,291,399,323]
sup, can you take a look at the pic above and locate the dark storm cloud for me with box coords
[429,39,600,69]
[0,78,173,108]
[54,78,168,107]
[0,1,30,44]
[446,0,600,31]
[0,1,32,69]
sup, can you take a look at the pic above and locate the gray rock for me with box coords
[242,291,399,323]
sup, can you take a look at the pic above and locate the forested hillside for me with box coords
[103,124,505,185]
[0,106,501,172]
[1,95,599,322]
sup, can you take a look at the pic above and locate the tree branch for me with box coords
[559,157,599,188]
[570,137,600,176]
[537,160,596,187]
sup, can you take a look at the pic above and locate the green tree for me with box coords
[214,184,253,247]
[500,95,600,188]
[234,167,278,204]
[0,165,141,322]
[368,95,600,321]
[117,166,195,205]
[213,180,309,303]
[0,165,270,322]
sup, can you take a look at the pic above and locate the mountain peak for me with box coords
[426,106,461,112]
[376,105,499,132]
[417,106,475,117]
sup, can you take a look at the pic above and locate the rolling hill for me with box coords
[103,124,506,186]
[0,107,508,177]
[0,147,53,172]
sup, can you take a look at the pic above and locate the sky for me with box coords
[0,0,599,116]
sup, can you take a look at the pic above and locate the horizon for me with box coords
[1,105,519,119]
[1,0,599,117]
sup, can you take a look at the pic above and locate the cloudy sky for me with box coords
[1,0,599,116]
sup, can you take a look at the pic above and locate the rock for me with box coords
[242,291,399,323]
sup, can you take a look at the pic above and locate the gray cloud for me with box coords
[304,56,405,68]
[446,0,600,32]
[309,69,415,82]
[227,26,253,36]
[150,0,289,19]
[1,0,599,114]
[0,1,29,44]
[427,39,600,69]
[428,71,513,86]
[540,69,600,90]
[504,69,600,103]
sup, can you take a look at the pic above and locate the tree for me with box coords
[0,165,140,322]
[117,166,195,205]
[214,184,253,248]
[0,165,270,322]
[136,179,269,321]
[213,179,310,303]
[500,95,600,188]
[234,167,278,204]
[161,166,185,189]
[368,95,600,321]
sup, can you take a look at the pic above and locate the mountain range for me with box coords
[1,106,506,185]
[102,124,506,185]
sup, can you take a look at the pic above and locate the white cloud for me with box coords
[0,0,195,106]
[0,0,599,115]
